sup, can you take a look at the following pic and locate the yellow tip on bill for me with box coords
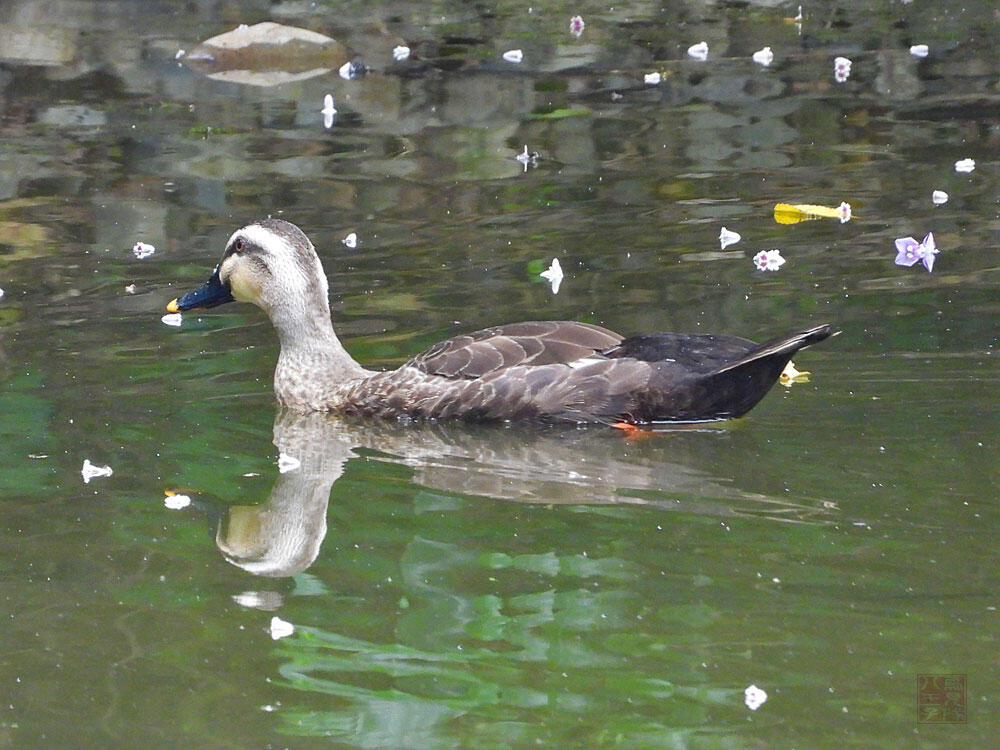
[166,298,179,313]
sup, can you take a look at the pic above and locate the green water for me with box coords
[1,1,997,747]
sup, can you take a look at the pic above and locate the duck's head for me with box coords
[167,218,329,319]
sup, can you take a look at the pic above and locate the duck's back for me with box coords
[408,321,624,377]
[341,321,637,422]
[339,321,832,424]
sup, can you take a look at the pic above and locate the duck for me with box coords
[167,219,833,424]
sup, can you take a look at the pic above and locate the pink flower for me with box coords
[834,56,852,83]
[753,249,785,272]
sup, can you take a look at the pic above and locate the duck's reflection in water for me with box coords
[215,409,834,577]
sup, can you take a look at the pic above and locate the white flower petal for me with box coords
[81,459,113,484]
[752,47,774,66]
[502,49,523,64]
[719,227,742,249]
[161,313,183,327]
[133,241,155,259]
[753,249,785,271]
[954,158,975,173]
[339,60,362,80]
[321,93,337,128]
[931,190,949,205]
[342,232,358,249]
[834,56,852,82]
[909,44,929,58]
[687,42,709,61]
[392,45,410,61]
[164,493,191,510]
[643,71,661,85]
[540,258,564,294]
[269,616,294,640]
[745,684,768,711]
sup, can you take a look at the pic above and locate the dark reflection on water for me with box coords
[1,0,999,746]
[215,410,839,578]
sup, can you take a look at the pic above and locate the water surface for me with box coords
[1,1,997,746]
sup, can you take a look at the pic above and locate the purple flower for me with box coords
[894,232,938,272]
[894,236,921,266]
[918,232,937,272]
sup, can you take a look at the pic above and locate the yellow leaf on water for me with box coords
[773,203,846,224]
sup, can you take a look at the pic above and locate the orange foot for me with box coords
[611,421,656,440]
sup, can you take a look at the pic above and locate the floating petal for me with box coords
[321,93,337,128]
[133,241,155,259]
[339,60,364,80]
[161,313,183,327]
[919,232,938,272]
[502,49,523,64]
[81,459,113,484]
[753,249,785,272]
[540,258,564,294]
[392,45,410,61]
[687,42,709,61]
[569,15,585,37]
[745,684,768,711]
[164,492,192,510]
[893,236,921,267]
[909,44,929,58]
[516,145,538,171]
[752,47,774,66]
[719,227,742,249]
[834,56,852,82]
[774,202,850,224]
[954,158,975,173]
[342,232,357,249]
[270,616,294,640]
[931,190,948,205]
[780,360,811,386]
[644,71,661,85]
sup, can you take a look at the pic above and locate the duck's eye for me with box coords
[235,238,245,252]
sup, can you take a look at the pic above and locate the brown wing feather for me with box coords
[407,321,623,379]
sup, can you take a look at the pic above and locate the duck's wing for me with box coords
[407,321,624,379]
[631,323,835,421]
[602,332,759,373]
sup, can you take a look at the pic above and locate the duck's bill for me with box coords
[166,265,234,313]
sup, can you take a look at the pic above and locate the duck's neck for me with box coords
[270,303,371,410]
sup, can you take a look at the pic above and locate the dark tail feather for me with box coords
[713,323,834,376]
[690,324,835,419]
